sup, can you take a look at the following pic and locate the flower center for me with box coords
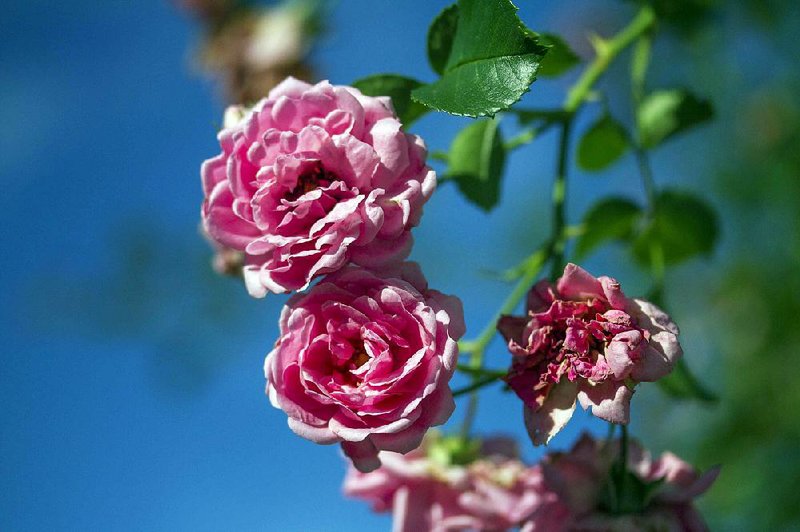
[334,342,372,388]
[348,345,370,370]
[285,162,337,201]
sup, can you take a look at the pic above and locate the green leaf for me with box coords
[632,189,719,266]
[637,89,713,148]
[352,74,430,126]
[576,198,643,258]
[427,4,459,76]
[577,115,630,171]
[412,0,548,117]
[446,118,506,211]
[657,358,718,403]
[537,33,580,77]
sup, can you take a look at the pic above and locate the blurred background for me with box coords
[1,0,798,530]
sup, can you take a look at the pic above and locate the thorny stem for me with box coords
[456,6,657,436]
[628,32,665,304]
[549,119,572,281]
[457,246,549,435]
[563,6,657,113]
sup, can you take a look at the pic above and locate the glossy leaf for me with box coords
[446,118,506,211]
[577,115,630,171]
[657,358,718,402]
[352,74,429,126]
[638,89,713,148]
[633,189,719,266]
[576,198,643,258]
[427,4,459,76]
[412,0,547,117]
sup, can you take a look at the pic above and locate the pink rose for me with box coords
[522,434,720,532]
[264,263,464,472]
[201,77,436,296]
[344,436,549,531]
[498,263,682,445]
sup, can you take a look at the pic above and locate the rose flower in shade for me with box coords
[201,77,436,296]
[265,263,465,472]
[522,433,720,532]
[498,263,682,445]
[344,435,549,531]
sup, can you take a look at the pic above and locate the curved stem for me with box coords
[453,374,503,398]
[628,32,664,304]
[550,119,572,280]
[455,5,657,437]
[457,246,549,435]
[563,6,657,113]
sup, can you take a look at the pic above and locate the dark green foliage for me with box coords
[577,115,631,171]
[445,118,506,211]
[576,198,643,258]
[638,89,713,148]
[632,189,719,266]
[412,0,548,117]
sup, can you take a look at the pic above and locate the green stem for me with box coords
[549,119,572,280]
[614,425,630,513]
[463,245,550,357]
[453,374,503,398]
[631,33,653,105]
[606,422,617,443]
[563,6,657,113]
[628,33,664,304]
[634,147,657,211]
[457,245,549,436]
[503,128,538,151]
[456,365,508,379]
[461,393,478,438]
[620,424,629,470]
[456,5,657,437]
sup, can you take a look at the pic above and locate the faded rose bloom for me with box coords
[498,263,682,445]
[198,3,318,103]
[201,77,436,296]
[265,264,464,472]
[344,436,549,531]
[522,434,720,532]
[244,3,311,73]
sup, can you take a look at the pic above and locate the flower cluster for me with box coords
[526,433,720,531]
[201,78,463,473]
[345,433,719,532]
[498,263,682,445]
[344,436,547,531]
[196,73,717,529]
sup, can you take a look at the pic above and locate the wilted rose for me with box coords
[498,263,682,445]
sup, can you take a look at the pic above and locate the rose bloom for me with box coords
[498,263,682,445]
[265,264,464,472]
[344,436,548,531]
[201,77,435,296]
[522,434,720,532]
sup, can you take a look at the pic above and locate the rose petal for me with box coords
[524,380,579,445]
